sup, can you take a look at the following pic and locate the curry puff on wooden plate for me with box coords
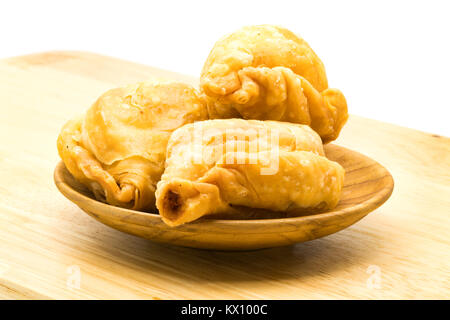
[54,25,393,250]
[54,144,393,250]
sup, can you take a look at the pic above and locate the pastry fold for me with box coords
[156,119,345,226]
[200,25,348,143]
[57,80,208,211]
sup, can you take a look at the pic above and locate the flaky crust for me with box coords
[57,81,208,211]
[200,25,348,143]
[156,119,345,226]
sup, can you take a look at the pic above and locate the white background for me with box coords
[2,0,449,136]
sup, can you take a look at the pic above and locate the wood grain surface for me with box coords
[0,51,449,299]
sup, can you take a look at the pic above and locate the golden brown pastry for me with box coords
[156,119,345,226]
[200,25,348,143]
[57,80,208,211]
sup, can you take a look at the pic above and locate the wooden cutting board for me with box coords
[0,51,448,299]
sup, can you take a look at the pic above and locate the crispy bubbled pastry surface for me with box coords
[57,81,208,211]
[156,119,345,226]
[200,25,348,143]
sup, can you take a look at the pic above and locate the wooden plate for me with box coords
[54,144,394,250]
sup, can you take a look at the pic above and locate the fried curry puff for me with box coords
[200,25,348,143]
[156,119,345,226]
[57,81,208,211]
